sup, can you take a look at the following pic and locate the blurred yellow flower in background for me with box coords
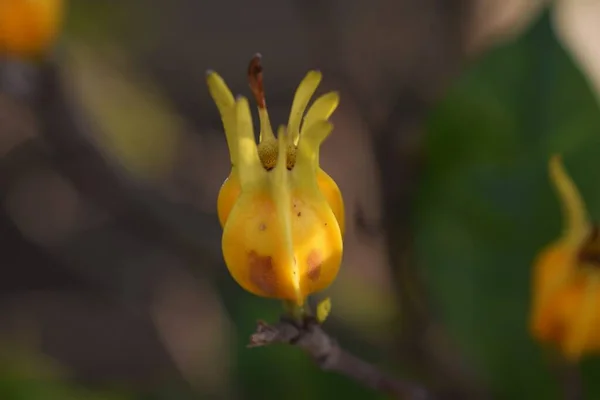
[206,55,344,309]
[0,0,65,59]
[530,155,600,362]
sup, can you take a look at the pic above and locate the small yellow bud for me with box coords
[316,297,332,323]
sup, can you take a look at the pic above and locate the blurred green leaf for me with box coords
[418,7,600,399]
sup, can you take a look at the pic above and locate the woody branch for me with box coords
[249,317,435,400]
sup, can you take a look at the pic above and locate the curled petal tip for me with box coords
[205,70,221,82]
[549,154,589,246]
[333,93,340,107]
[303,120,333,144]
[297,119,333,163]
[306,70,323,82]
[312,120,334,135]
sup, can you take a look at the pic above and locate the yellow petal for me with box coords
[302,91,340,145]
[206,71,237,164]
[206,71,235,111]
[295,120,333,180]
[289,71,322,145]
[549,155,590,247]
[271,125,299,300]
[234,96,262,185]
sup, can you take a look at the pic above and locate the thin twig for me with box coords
[249,317,435,400]
[557,362,584,400]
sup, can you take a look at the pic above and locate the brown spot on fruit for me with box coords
[306,250,322,282]
[297,212,301,217]
[259,223,266,231]
[248,251,277,295]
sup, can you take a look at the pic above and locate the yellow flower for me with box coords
[206,55,345,307]
[530,155,600,362]
[0,0,65,59]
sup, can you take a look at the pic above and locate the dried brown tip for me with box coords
[248,54,266,108]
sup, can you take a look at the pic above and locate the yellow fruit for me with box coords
[222,142,343,302]
[207,56,344,305]
[0,0,64,58]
